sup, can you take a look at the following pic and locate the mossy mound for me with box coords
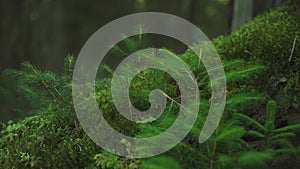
[0,113,100,168]
[213,6,300,119]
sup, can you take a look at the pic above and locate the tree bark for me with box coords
[231,0,253,31]
[189,0,197,23]
[227,0,234,33]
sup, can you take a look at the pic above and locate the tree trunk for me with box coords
[189,0,197,23]
[231,0,253,31]
[227,0,234,33]
[0,0,65,73]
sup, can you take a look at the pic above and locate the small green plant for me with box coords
[3,55,75,115]
[235,100,300,169]
[236,100,300,150]
[134,44,267,169]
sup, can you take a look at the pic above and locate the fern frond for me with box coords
[247,130,265,138]
[111,45,127,57]
[237,151,273,169]
[62,54,75,79]
[226,93,263,110]
[265,100,276,126]
[122,34,139,52]
[271,132,295,140]
[216,126,245,142]
[234,113,266,132]
[222,59,245,69]
[273,124,300,133]
[225,65,265,82]
[100,64,114,76]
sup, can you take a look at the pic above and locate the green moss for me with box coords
[0,113,100,168]
[213,6,300,118]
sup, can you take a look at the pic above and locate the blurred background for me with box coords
[0,0,286,122]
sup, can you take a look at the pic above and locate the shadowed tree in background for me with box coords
[231,0,253,31]
[0,0,65,73]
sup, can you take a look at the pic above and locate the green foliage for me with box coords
[0,6,300,169]
[235,100,300,150]
[142,156,182,169]
[93,151,140,169]
[236,151,273,169]
[139,96,299,169]
[0,113,101,168]
[131,42,270,169]
[3,55,75,114]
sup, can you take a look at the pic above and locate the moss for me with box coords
[213,5,300,119]
[0,113,100,168]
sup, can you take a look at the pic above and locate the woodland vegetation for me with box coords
[0,2,300,169]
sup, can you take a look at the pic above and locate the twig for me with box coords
[198,46,203,68]
[289,37,297,62]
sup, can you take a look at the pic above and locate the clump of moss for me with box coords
[0,113,100,168]
[213,5,300,120]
